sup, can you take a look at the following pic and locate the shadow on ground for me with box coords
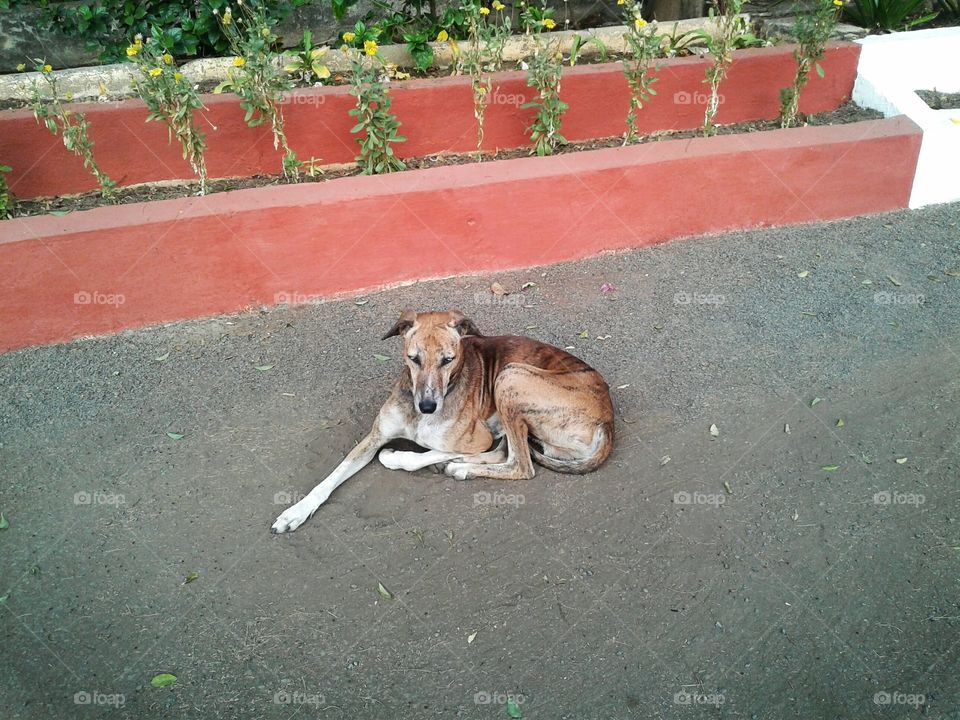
[2,203,958,719]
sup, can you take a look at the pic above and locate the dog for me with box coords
[271,310,614,533]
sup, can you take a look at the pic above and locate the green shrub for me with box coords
[843,0,937,31]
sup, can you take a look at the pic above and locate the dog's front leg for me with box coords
[271,409,403,533]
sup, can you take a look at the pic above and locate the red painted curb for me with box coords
[0,42,861,199]
[0,116,920,354]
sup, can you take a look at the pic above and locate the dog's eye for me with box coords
[408,355,421,366]
[440,356,454,366]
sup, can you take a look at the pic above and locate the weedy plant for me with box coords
[0,164,12,219]
[27,61,116,197]
[284,30,332,84]
[843,0,937,30]
[568,33,608,66]
[701,0,744,136]
[521,7,568,156]
[215,3,301,181]
[127,33,210,194]
[459,0,511,157]
[345,44,407,174]
[621,2,661,144]
[780,0,843,128]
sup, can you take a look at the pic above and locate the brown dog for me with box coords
[272,310,613,533]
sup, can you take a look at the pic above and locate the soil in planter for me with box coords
[915,89,960,110]
[7,101,882,219]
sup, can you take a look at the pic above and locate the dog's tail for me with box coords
[529,423,614,475]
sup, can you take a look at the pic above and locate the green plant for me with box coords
[41,0,313,63]
[935,0,959,18]
[404,29,435,71]
[346,45,407,173]
[568,33,609,66]
[521,8,567,157]
[0,165,13,219]
[780,0,842,128]
[127,34,210,194]
[341,21,383,48]
[214,3,301,181]
[459,0,512,155]
[843,0,937,30]
[284,30,332,83]
[27,61,116,197]
[621,6,661,144]
[661,22,706,57]
[701,0,743,136]
[519,1,557,32]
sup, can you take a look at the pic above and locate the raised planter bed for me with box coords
[1,42,861,200]
[0,112,921,353]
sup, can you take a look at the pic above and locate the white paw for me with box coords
[378,448,403,470]
[271,501,314,534]
[444,462,472,481]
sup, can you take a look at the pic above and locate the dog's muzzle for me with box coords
[418,398,437,414]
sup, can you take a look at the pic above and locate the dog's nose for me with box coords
[418,398,437,414]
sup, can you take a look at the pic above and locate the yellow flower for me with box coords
[174,72,183,82]
[126,43,140,57]
[493,0,505,9]
[479,5,490,13]
[542,17,556,28]
[162,53,173,65]
[233,56,246,67]
[437,29,449,42]
[832,0,843,5]
[343,31,356,42]
[634,17,647,28]
[16,63,26,72]
[364,39,378,56]
[149,67,162,77]
[222,8,232,24]
[42,64,53,74]
[261,28,271,38]
[617,0,626,4]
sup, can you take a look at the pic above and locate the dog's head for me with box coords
[382,310,482,415]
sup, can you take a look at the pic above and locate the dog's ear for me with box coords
[382,309,417,340]
[448,310,482,338]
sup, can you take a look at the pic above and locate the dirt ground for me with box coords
[1,203,958,719]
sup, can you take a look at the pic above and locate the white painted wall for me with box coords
[853,27,960,208]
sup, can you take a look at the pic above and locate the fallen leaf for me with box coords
[0,594,7,605]
[155,352,170,362]
[821,465,840,472]
[617,384,630,390]
[784,423,791,434]
[467,631,477,644]
[600,282,617,294]
[596,335,611,341]
[723,481,733,495]
[354,298,369,305]
[791,509,799,521]
[524,325,538,330]
[836,418,844,428]
[861,279,873,285]
[182,572,199,585]
[506,698,523,719]
[945,269,960,278]
[887,276,902,287]
[373,354,390,362]
[166,432,184,440]
[801,311,818,317]
[0,514,8,530]
[660,455,671,466]
[254,364,273,371]
[810,397,822,407]
[653,325,664,331]
[579,330,589,339]
[520,282,537,291]
[862,453,873,465]
[490,282,508,296]
[709,424,719,437]
[895,457,908,464]
[797,270,810,278]
[150,673,177,688]
[951,117,960,125]
[377,581,394,600]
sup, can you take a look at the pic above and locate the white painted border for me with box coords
[853,27,960,208]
